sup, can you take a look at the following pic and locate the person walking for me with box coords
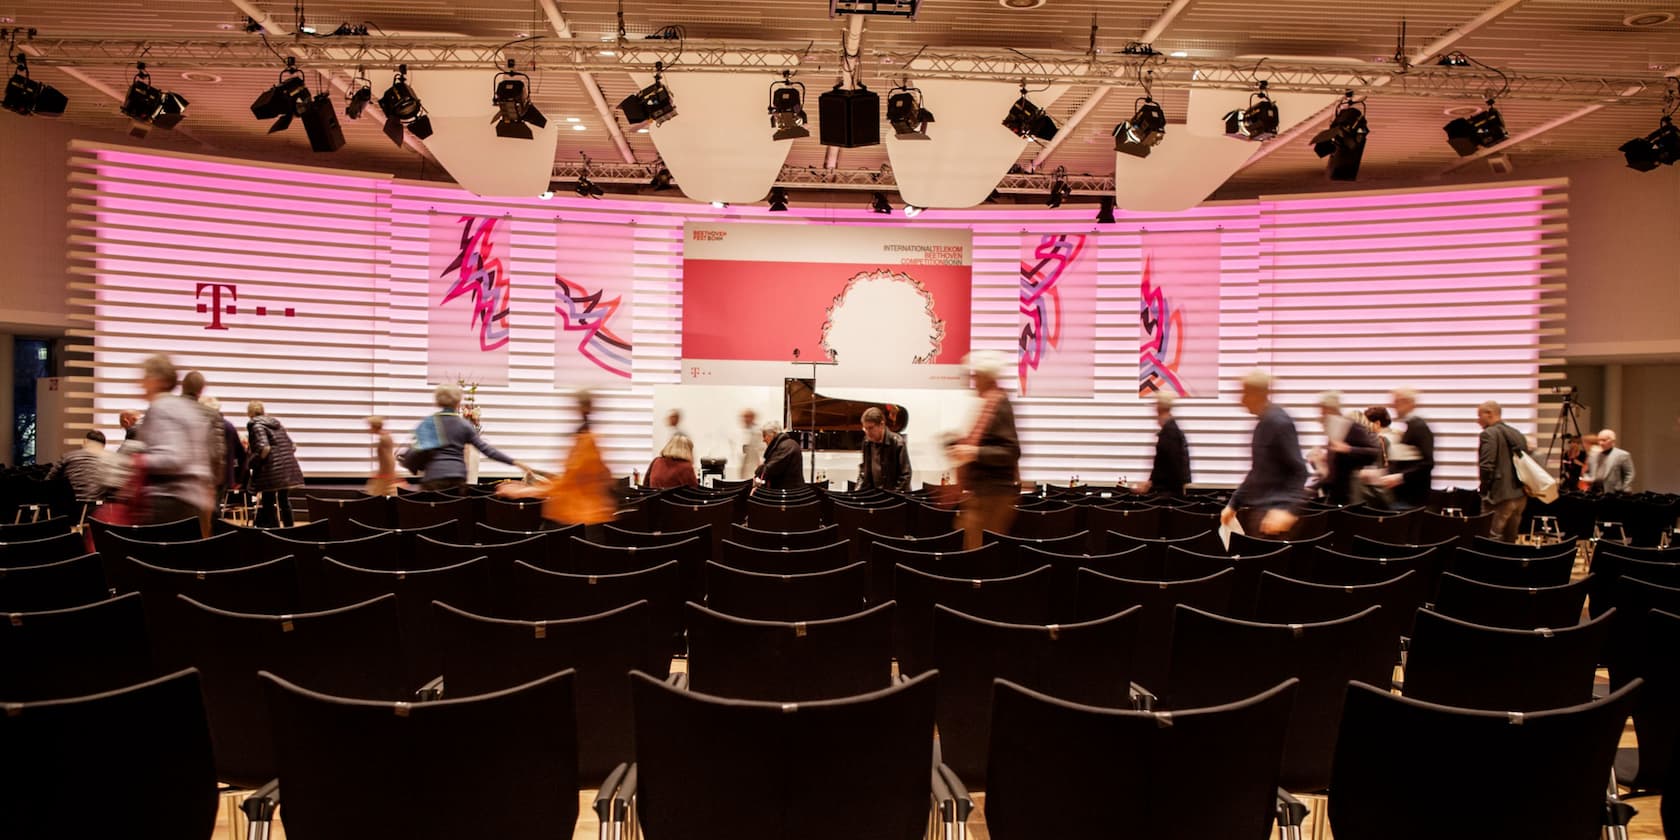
[246,401,305,527]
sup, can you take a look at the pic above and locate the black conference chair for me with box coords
[1009,505,1080,539]
[1253,570,1424,656]
[1471,535,1579,558]
[214,519,331,554]
[1228,531,1329,564]
[472,523,576,571]
[877,541,1037,583]
[0,591,154,701]
[306,494,394,539]
[892,564,1054,677]
[394,496,476,542]
[596,523,713,550]
[1448,546,1575,588]
[343,519,464,566]
[1221,546,1296,619]
[651,498,733,558]
[1345,534,1454,559]
[982,530,1092,566]
[481,497,546,532]
[172,593,410,789]
[88,517,199,558]
[1107,530,1226,563]
[743,499,824,532]
[317,557,492,693]
[830,501,912,545]
[1431,572,1590,630]
[985,678,1304,840]
[431,600,664,785]
[1074,567,1236,697]
[0,530,91,567]
[1159,506,1223,540]
[0,553,108,612]
[102,530,253,575]
[1161,545,1240,580]
[619,668,944,840]
[704,561,867,622]
[0,515,75,543]
[859,528,964,605]
[251,669,579,840]
[1328,680,1641,840]
[725,522,840,551]
[1600,576,1680,684]
[0,669,219,840]
[931,604,1141,785]
[1404,607,1613,711]
[1609,608,1680,798]
[571,536,705,603]
[683,601,894,702]
[1086,505,1162,550]
[503,560,684,657]
[1302,545,1428,586]
[718,539,851,575]
[1018,544,1150,621]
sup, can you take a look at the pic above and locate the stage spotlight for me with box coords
[1224,81,1279,141]
[378,64,432,146]
[886,85,934,140]
[903,204,925,218]
[619,62,677,127]
[767,187,790,211]
[649,167,675,191]
[768,73,809,141]
[870,192,893,214]
[250,60,312,133]
[1311,94,1368,181]
[1003,88,1058,141]
[119,62,188,138]
[1443,101,1508,156]
[344,73,373,120]
[575,176,605,198]
[491,61,547,140]
[1095,195,1116,224]
[1112,97,1166,158]
[1045,167,1071,208]
[3,55,69,118]
[1619,116,1680,172]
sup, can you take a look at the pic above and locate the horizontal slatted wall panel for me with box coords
[65,145,391,475]
[1256,181,1569,490]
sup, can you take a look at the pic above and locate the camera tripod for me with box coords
[1542,391,1588,483]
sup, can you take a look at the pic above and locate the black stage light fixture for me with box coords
[649,167,675,190]
[251,59,311,133]
[1443,100,1508,156]
[4,55,69,118]
[1437,52,1472,67]
[574,175,605,198]
[299,90,345,152]
[1311,93,1369,181]
[1224,80,1279,141]
[1619,116,1680,172]
[1113,97,1166,158]
[1003,86,1058,141]
[378,64,432,146]
[344,71,373,120]
[619,62,676,127]
[768,72,809,141]
[818,83,880,148]
[886,85,934,140]
[491,60,547,140]
[120,62,188,137]
[767,186,790,211]
[1096,195,1116,224]
[1044,167,1071,208]
[870,192,893,214]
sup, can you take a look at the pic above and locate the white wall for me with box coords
[0,116,76,333]
[1555,158,1680,361]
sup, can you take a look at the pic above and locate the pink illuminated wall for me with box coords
[67,142,1566,486]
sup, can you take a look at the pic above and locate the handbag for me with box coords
[399,414,448,476]
[1512,449,1559,504]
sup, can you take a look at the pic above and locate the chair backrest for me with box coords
[89,516,200,559]
[1432,572,1590,630]
[344,519,464,565]
[261,668,579,840]
[0,552,107,612]
[830,502,911,547]
[1596,542,1680,564]
[1470,534,1579,558]
[318,557,492,693]
[0,591,153,701]
[0,668,218,840]
[1086,505,1162,547]
[102,530,246,576]
[982,530,1092,566]
[1329,680,1640,840]
[394,496,477,541]
[1106,530,1226,564]
[216,519,331,554]
[1073,567,1236,696]
[684,601,895,701]
[1329,508,1419,549]
[596,523,713,549]
[1448,546,1575,588]
[481,497,546,532]
[859,528,964,605]
[1220,546,1299,619]
[255,531,399,608]
[876,541,1037,583]
[932,605,1140,784]
[0,530,91,568]
[909,501,959,537]
[892,564,1054,676]
[1601,575,1680,675]
[743,499,825,532]
[1160,545,1240,580]
[1416,510,1477,547]
[306,494,394,537]
[1166,604,1394,792]
[472,523,575,572]
[985,678,1299,840]
[1159,506,1222,540]
[174,593,407,787]
[725,522,840,550]
[1609,608,1680,791]
[718,539,852,575]
[1344,534,1454,559]
[0,515,75,544]
[503,560,684,658]
[704,561,868,622]
[1405,607,1613,711]
[1009,504,1080,539]
[1253,570,1423,654]
[431,600,664,784]
[630,668,935,840]
[1303,545,1428,586]
[651,498,733,556]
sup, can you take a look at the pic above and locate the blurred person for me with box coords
[1314,392,1381,506]
[366,416,399,496]
[856,407,912,492]
[736,408,764,480]
[180,371,228,534]
[1363,406,1394,467]
[1222,369,1308,537]
[133,354,215,526]
[1135,392,1190,496]
[1477,401,1529,541]
[1377,388,1435,511]
[246,401,305,528]
[118,409,142,442]
[755,421,807,491]
[647,433,700,489]
[497,391,615,525]
[47,430,111,503]
[1586,428,1635,494]
[199,397,245,514]
[664,408,686,442]
[948,351,1021,550]
[416,383,534,491]
[1559,435,1587,489]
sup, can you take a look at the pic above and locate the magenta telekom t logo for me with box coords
[195,283,295,329]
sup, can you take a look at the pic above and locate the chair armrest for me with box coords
[416,675,444,701]
[1276,788,1309,829]
[1128,681,1157,711]
[242,778,281,840]
[1604,797,1637,828]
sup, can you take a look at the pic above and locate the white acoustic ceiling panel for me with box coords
[633,71,798,205]
[887,79,1072,209]
[400,69,561,198]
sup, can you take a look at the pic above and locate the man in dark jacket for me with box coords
[1316,391,1382,506]
[950,351,1022,549]
[1478,400,1528,541]
[857,407,912,492]
[1383,388,1434,509]
[755,421,806,490]
[1138,393,1191,496]
[1223,369,1308,536]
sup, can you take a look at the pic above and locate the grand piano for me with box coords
[784,378,909,451]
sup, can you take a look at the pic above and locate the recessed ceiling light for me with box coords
[637,127,649,133]
[571,124,587,131]
[1443,104,1483,118]
[1170,51,1189,58]
[1623,11,1674,27]
[566,116,581,123]
[180,71,222,83]
[599,49,616,57]
[999,0,1047,7]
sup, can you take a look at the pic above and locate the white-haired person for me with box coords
[1315,391,1381,507]
[1586,428,1635,494]
[754,421,806,490]
[1136,392,1191,496]
[947,351,1022,550]
[1222,369,1308,537]
[416,383,534,491]
[647,433,700,489]
[130,354,215,526]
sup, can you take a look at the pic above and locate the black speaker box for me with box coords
[819,86,880,149]
[300,92,345,152]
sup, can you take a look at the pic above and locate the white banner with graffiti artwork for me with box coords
[427,213,512,385]
[555,220,637,387]
[1138,229,1223,398]
[1017,232,1098,398]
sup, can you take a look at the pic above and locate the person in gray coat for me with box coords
[1586,428,1636,494]
[1477,401,1529,542]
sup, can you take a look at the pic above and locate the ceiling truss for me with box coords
[554,161,1116,196]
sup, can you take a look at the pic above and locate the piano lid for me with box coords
[784,378,909,452]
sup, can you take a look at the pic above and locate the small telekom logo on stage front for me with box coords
[195,282,295,330]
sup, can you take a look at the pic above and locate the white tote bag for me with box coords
[1513,450,1559,504]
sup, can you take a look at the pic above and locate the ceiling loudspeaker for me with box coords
[818,85,880,149]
